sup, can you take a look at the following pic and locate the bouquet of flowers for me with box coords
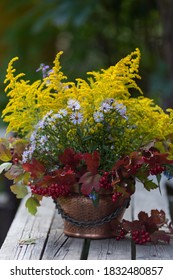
[1,49,173,243]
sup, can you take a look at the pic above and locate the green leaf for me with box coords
[25,197,40,215]
[0,162,12,174]
[10,184,28,199]
[143,179,158,191]
[156,174,162,194]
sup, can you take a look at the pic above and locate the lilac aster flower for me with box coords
[100,102,112,112]
[54,109,68,119]
[36,63,50,78]
[93,111,104,122]
[70,112,83,124]
[67,99,81,111]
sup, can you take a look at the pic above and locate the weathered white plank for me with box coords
[133,176,171,219]
[42,211,86,260]
[135,239,173,260]
[88,237,132,260]
[0,197,55,260]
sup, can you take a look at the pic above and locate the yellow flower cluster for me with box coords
[2,48,141,134]
[2,48,173,157]
[2,52,70,135]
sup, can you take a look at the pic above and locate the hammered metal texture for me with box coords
[57,194,126,239]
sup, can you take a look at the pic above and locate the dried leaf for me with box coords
[19,238,36,245]
[5,165,24,180]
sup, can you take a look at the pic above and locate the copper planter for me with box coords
[56,193,129,239]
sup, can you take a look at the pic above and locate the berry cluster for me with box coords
[30,183,70,199]
[150,165,166,175]
[112,192,122,202]
[115,229,126,240]
[99,172,112,189]
[131,230,151,244]
[130,164,142,174]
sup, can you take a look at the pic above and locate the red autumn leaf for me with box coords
[123,220,145,232]
[79,171,101,195]
[83,151,100,174]
[136,210,166,233]
[138,211,149,222]
[59,148,83,169]
[42,168,76,186]
[143,149,173,165]
[112,156,130,171]
[149,209,166,226]
[22,158,46,178]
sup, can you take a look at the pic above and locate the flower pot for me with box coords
[56,193,130,239]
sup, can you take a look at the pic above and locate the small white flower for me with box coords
[22,145,35,163]
[100,102,112,112]
[39,135,48,145]
[67,99,81,111]
[70,112,83,124]
[54,109,68,119]
[93,111,104,122]
[30,142,36,154]
[36,119,46,129]
[35,110,53,129]
[30,131,37,142]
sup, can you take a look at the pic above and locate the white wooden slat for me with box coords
[133,176,171,219]
[87,237,132,260]
[0,197,55,260]
[42,212,86,260]
[135,239,173,260]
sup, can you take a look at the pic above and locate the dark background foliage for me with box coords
[1,0,173,116]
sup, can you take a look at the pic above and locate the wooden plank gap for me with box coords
[80,239,91,260]
[131,239,136,260]
[39,211,56,260]
[52,235,69,259]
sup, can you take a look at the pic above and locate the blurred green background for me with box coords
[1,0,173,120]
[1,0,173,244]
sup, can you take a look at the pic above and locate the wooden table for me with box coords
[0,177,173,260]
